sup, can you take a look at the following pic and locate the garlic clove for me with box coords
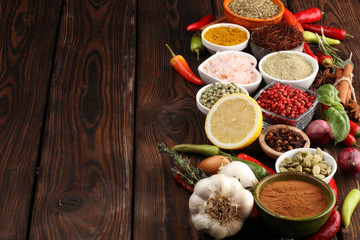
[189,174,254,239]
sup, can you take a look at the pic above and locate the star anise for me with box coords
[312,68,337,90]
[348,99,360,120]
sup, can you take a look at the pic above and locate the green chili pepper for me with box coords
[341,182,360,228]
[303,31,340,45]
[171,144,222,156]
[226,155,268,180]
[190,31,205,60]
[171,143,268,180]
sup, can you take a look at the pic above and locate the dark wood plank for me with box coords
[134,0,214,239]
[0,0,61,238]
[29,0,136,238]
[289,1,360,239]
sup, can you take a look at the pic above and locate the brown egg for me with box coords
[198,155,231,175]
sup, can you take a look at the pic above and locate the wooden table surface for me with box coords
[1,0,360,239]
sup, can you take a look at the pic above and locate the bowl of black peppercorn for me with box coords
[259,124,311,160]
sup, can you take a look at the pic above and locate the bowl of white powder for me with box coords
[198,51,262,94]
[259,51,319,89]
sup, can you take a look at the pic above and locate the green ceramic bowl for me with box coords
[254,172,336,239]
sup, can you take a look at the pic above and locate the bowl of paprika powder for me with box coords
[254,172,336,239]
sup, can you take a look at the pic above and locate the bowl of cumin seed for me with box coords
[223,0,285,30]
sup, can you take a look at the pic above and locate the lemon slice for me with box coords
[205,93,263,150]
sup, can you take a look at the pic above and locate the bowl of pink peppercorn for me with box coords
[254,82,319,130]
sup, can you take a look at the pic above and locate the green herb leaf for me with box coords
[316,84,350,144]
[157,142,208,187]
[325,106,350,144]
[317,84,341,105]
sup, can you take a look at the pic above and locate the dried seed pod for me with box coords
[312,165,321,175]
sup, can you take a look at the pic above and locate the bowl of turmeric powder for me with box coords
[254,172,336,239]
[201,23,250,54]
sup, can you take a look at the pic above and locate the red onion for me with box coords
[338,147,360,175]
[305,120,334,146]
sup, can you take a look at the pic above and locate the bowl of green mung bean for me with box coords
[196,82,249,115]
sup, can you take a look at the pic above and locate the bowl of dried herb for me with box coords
[223,0,284,30]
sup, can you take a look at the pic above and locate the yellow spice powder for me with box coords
[204,26,248,46]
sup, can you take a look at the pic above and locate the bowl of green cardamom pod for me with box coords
[275,147,337,183]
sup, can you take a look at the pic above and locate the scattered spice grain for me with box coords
[259,180,329,218]
[228,0,280,19]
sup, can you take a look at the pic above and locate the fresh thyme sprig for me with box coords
[157,142,207,187]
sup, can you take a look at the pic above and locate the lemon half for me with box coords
[205,93,263,150]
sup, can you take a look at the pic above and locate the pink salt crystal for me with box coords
[203,52,257,84]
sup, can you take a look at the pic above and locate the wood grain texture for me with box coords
[133,0,357,239]
[134,0,213,239]
[291,1,360,239]
[29,0,136,238]
[0,0,61,238]
[2,0,360,239]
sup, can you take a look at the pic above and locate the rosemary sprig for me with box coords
[316,29,353,69]
[157,142,208,187]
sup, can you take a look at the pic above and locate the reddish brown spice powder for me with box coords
[259,180,329,218]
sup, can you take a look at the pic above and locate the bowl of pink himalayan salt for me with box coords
[198,51,262,94]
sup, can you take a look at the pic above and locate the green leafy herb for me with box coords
[317,84,350,144]
[157,142,208,187]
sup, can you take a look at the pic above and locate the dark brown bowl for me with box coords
[259,124,311,160]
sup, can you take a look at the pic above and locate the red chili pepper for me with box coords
[237,153,275,174]
[250,205,259,219]
[302,23,353,40]
[328,178,338,200]
[283,8,304,32]
[303,42,319,62]
[350,120,360,139]
[342,133,360,148]
[166,44,204,86]
[294,7,323,24]
[316,51,333,68]
[173,167,194,192]
[186,14,215,31]
[305,209,341,240]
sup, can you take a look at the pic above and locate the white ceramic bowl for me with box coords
[275,148,337,183]
[201,23,250,54]
[196,82,249,114]
[259,51,319,89]
[250,40,304,61]
[198,51,262,94]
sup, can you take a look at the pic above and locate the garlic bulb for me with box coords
[189,174,254,239]
[219,161,258,188]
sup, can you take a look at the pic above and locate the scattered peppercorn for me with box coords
[265,128,307,152]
